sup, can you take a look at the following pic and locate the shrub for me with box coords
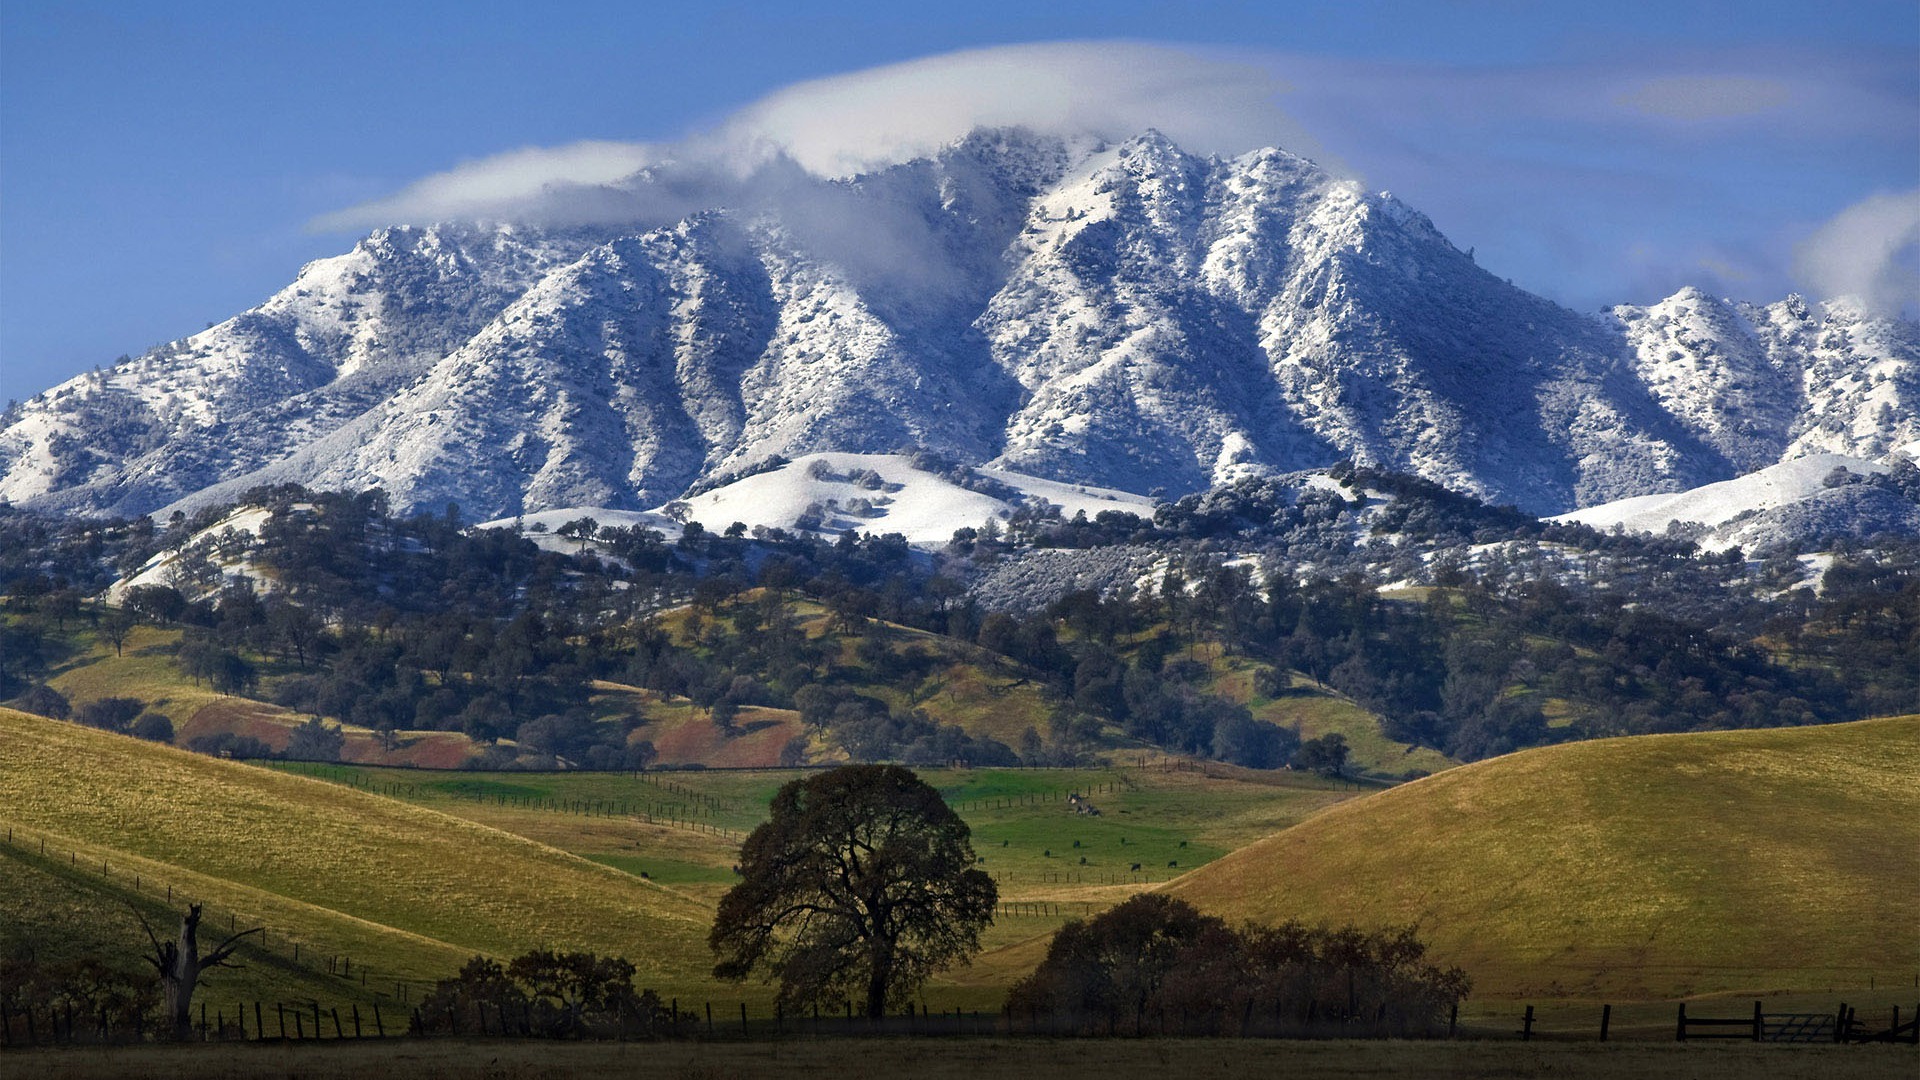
[75,696,144,734]
[14,684,70,720]
[130,712,175,743]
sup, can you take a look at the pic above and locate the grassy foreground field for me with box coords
[6,1037,1915,1080]
[10,696,1916,1018]
[1169,714,1920,1000]
[0,708,716,998]
[2,705,1360,1007]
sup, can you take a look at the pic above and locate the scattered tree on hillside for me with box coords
[1293,733,1350,777]
[283,716,345,762]
[100,608,136,655]
[710,764,996,1017]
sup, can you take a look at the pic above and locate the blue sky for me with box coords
[2,1,1916,402]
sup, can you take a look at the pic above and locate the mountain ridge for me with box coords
[3,127,1913,521]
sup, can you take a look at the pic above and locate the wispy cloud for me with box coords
[310,141,664,232]
[1614,75,1794,120]
[1795,188,1920,316]
[313,42,1322,233]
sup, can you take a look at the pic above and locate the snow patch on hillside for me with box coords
[107,506,279,601]
[1550,453,1886,545]
[481,453,1155,547]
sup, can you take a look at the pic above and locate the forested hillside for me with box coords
[4,467,1916,776]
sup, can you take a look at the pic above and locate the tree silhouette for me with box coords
[709,765,995,1017]
[134,903,261,1040]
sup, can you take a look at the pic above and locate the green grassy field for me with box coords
[1169,714,1920,1001]
[261,760,1360,975]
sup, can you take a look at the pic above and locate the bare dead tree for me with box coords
[133,903,262,1040]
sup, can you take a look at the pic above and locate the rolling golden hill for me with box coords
[1168,715,1920,1000]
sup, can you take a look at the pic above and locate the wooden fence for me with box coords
[1677,1000,1920,1044]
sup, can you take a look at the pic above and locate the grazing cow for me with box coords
[1129,863,1141,872]
[1167,860,1178,868]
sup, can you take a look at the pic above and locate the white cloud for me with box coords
[1795,188,1920,315]
[702,41,1316,177]
[312,41,1322,232]
[307,40,1917,316]
[311,141,663,232]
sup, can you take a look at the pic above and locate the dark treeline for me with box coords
[418,951,681,1038]
[1007,895,1468,1036]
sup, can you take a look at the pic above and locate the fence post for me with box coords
[1676,1003,1687,1042]
[705,1001,713,1037]
[332,1007,343,1039]
[353,1004,362,1038]
[1521,1005,1534,1041]
[1600,1004,1611,1041]
[373,1003,384,1038]
[741,1001,748,1037]
[1752,1000,1762,1042]
[255,1002,263,1041]
[312,1002,322,1040]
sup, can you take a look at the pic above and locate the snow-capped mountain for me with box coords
[3,128,1914,522]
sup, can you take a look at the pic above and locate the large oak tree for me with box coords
[709,765,995,1017]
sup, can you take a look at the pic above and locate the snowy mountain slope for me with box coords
[1548,452,1919,551]
[4,127,1915,523]
[1,223,595,516]
[1609,290,1920,473]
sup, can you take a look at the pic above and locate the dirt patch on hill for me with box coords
[646,706,803,768]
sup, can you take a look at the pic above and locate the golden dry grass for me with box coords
[1200,651,1455,778]
[0,708,718,996]
[1169,715,1920,1001]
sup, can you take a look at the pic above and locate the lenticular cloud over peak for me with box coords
[313,41,1318,231]
[704,41,1313,177]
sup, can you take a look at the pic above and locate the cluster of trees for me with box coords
[419,951,682,1038]
[1007,894,1468,1036]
